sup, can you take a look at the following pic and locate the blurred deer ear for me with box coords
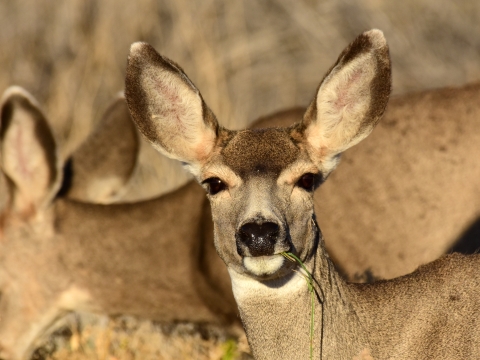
[0,86,60,214]
[65,94,140,203]
[302,29,391,173]
[125,42,218,173]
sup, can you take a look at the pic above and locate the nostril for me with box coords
[240,222,279,241]
[237,221,280,256]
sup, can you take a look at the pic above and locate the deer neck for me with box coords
[229,236,371,360]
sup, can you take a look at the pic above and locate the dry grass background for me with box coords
[3,0,480,200]
[3,0,480,155]
[2,0,480,358]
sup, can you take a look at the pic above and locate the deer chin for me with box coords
[242,254,286,279]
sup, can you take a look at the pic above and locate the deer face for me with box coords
[198,127,326,280]
[125,29,391,282]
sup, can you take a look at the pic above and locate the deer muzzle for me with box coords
[236,221,284,257]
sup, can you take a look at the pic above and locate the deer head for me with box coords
[125,29,390,284]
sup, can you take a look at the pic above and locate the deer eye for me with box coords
[296,173,319,192]
[202,177,228,195]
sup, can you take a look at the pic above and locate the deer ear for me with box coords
[0,86,60,214]
[125,42,218,172]
[66,94,140,203]
[302,29,391,173]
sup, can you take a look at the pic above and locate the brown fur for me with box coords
[221,129,299,178]
[126,29,480,359]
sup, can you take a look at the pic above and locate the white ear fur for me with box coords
[0,86,60,213]
[144,69,214,161]
[125,42,218,173]
[304,29,391,173]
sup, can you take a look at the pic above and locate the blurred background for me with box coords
[2,1,480,358]
[2,0,480,157]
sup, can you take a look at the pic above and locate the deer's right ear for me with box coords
[0,86,60,214]
[125,42,219,172]
[66,94,140,203]
[301,29,391,174]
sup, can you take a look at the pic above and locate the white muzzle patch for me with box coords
[243,254,285,276]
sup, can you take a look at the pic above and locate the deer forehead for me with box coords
[220,128,300,179]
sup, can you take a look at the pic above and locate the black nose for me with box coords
[237,221,280,257]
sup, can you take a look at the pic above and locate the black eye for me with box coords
[296,173,318,191]
[202,177,227,195]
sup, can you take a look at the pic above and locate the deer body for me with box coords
[0,88,235,360]
[230,246,480,359]
[125,30,480,359]
[55,182,229,321]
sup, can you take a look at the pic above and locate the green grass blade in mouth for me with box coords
[281,252,315,360]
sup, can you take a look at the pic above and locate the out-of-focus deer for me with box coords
[0,87,236,360]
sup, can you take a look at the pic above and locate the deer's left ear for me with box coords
[0,86,61,214]
[301,29,391,173]
[125,42,219,173]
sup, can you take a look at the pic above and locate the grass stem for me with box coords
[281,252,315,360]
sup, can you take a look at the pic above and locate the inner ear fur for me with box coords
[125,42,219,167]
[302,29,391,169]
[0,86,60,213]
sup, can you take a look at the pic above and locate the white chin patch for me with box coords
[243,255,285,276]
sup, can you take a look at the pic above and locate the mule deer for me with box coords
[92,82,480,282]
[0,87,237,360]
[95,74,480,280]
[125,30,480,359]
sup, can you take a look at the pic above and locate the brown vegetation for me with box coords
[33,314,250,360]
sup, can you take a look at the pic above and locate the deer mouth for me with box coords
[242,253,291,278]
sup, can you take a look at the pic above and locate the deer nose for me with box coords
[237,221,280,257]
